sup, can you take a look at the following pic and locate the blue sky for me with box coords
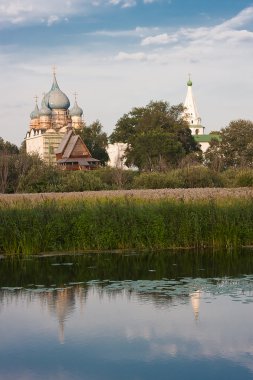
[1,0,253,145]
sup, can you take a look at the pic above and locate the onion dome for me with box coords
[187,74,192,87]
[47,73,70,110]
[30,103,40,119]
[69,100,83,117]
[39,97,52,117]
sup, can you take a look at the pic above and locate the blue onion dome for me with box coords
[30,103,40,119]
[39,97,52,116]
[48,74,70,110]
[42,91,50,108]
[69,100,83,117]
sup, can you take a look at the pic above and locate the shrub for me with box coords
[133,172,184,189]
[234,169,253,187]
[180,166,224,188]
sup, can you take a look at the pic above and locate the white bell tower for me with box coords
[183,75,204,135]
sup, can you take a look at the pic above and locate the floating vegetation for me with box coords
[1,275,253,306]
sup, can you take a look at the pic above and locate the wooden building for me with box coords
[55,130,99,170]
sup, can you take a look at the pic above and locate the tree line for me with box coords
[1,100,253,193]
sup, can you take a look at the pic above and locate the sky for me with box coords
[1,0,253,146]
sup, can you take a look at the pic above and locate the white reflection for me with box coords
[190,290,201,321]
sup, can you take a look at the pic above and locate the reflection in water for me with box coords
[0,251,253,380]
[46,287,85,344]
[190,290,201,320]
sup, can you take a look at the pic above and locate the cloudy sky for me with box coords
[1,0,253,145]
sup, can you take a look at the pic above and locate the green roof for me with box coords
[194,134,221,143]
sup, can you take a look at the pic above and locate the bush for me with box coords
[96,167,137,189]
[234,169,253,187]
[180,166,224,188]
[60,171,106,192]
[133,172,184,189]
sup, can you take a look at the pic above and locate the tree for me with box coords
[77,120,109,166]
[204,138,224,172]
[205,120,253,170]
[0,138,19,193]
[110,101,199,171]
[220,120,253,168]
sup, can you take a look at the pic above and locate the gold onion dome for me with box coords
[69,100,83,117]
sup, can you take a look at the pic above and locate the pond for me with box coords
[0,249,253,380]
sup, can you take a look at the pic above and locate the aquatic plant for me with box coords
[1,194,253,254]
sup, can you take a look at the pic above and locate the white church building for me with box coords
[26,71,84,164]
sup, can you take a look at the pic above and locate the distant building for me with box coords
[26,71,85,164]
[183,77,220,152]
[183,76,205,136]
[55,129,99,170]
[107,142,128,169]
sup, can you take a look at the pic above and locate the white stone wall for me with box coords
[26,130,63,163]
[26,132,45,158]
[107,143,128,169]
[198,142,210,153]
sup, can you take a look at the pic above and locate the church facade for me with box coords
[26,72,85,164]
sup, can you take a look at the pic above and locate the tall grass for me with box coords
[1,197,253,255]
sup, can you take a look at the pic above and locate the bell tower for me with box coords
[183,75,204,135]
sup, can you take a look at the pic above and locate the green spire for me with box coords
[187,73,192,86]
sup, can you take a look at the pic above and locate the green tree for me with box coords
[220,120,253,167]
[0,138,19,193]
[204,138,224,172]
[77,120,109,166]
[206,120,253,170]
[0,137,19,155]
[110,101,199,171]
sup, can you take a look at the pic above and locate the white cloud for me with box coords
[47,15,59,26]
[140,6,253,48]
[0,0,89,27]
[109,0,137,7]
[1,6,253,146]
[88,26,159,38]
[115,51,149,61]
[141,32,178,45]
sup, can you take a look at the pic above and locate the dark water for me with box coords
[1,250,253,380]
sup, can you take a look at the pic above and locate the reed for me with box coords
[1,196,253,255]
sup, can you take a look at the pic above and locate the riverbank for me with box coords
[1,188,253,255]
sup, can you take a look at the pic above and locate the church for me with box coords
[26,72,218,167]
[106,77,220,168]
[182,76,220,153]
[26,70,98,168]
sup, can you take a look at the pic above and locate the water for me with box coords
[1,250,253,380]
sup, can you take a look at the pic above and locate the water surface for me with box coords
[0,250,253,380]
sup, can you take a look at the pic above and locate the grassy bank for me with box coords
[1,195,253,255]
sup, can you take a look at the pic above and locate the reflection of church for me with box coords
[45,286,88,344]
